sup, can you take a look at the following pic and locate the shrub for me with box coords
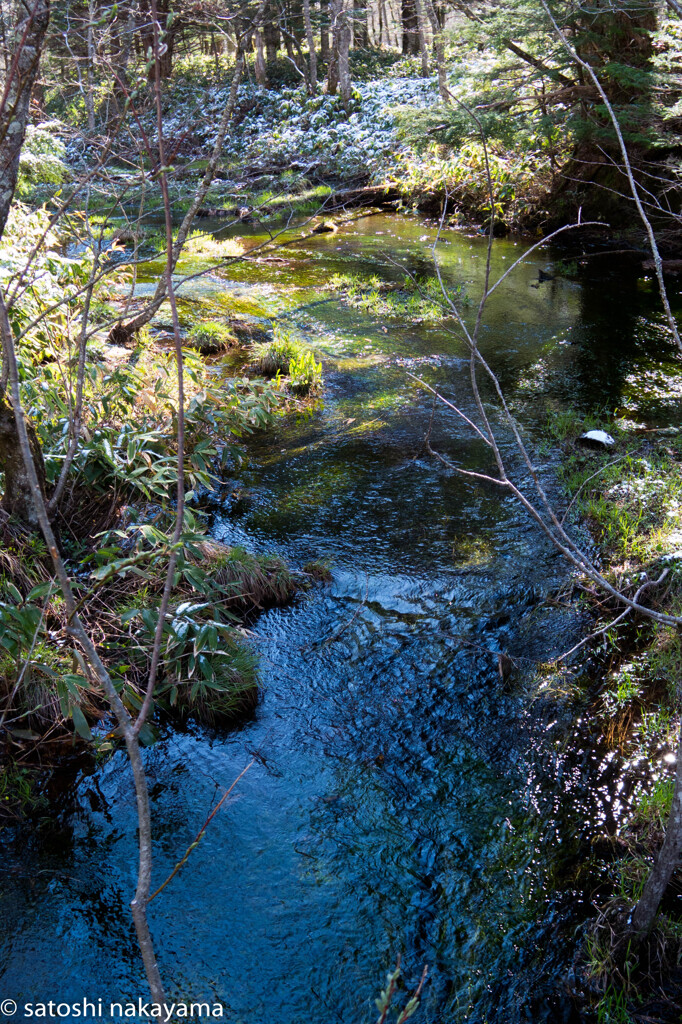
[16,123,69,196]
[116,541,298,726]
[196,540,297,611]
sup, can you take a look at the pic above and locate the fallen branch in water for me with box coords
[149,759,255,903]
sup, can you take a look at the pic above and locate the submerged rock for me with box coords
[577,429,615,449]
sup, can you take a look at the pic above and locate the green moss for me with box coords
[330,272,464,324]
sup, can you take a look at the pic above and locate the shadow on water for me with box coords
[3,215,682,1023]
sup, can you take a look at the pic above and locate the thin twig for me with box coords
[149,759,255,903]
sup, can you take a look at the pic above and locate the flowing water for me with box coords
[3,214,682,1023]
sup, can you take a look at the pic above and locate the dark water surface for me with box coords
[3,215,682,1023]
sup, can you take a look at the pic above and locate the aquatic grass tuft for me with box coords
[251,326,323,395]
[183,231,249,260]
[630,776,675,841]
[301,559,333,583]
[197,540,298,610]
[186,321,239,355]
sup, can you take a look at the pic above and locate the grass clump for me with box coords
[251,329,302,376]
[101,540,298,729]
[186,321,239,354]
[301,559,333,583]
[197,540,297,611]
[251,327,323,395]
[183,231,249,259]
[630,777,675,843]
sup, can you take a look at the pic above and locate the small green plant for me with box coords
[301,559,333,582]
[123,599,259,725]
[0,764,46,819]
[631,776,675,835]
[287,348,322,395]
[595,988,636,1024]
[546,408,583,442]
[602,665,640,715]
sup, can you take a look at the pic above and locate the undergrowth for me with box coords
[545,409,682,1020]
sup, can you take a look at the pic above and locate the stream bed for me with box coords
[3,214,682,1023]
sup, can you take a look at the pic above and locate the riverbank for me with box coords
[0,204,330,818]
[542,412,682,1022]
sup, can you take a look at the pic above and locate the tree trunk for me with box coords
[283,28,296,61]
[320,0,330,61]
[120,0,136,73]
[414,0,430,77]
[255,28,268,84]
[326,0,340,93]
[0,0,50,237]
[142,0,176,82]
[289,0,304,42]
[353,0,368,47]
[402,0,419,54]
[0,398,49,530]
[631,724,682,935]
[303,0,317,91]
[422,0,448,101]
[337,0,352,109]
[263,8,280,62]
[85,0,96,130]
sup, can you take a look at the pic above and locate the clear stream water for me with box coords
[3,214,682,1023]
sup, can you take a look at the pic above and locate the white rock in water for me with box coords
[578,430,615,448]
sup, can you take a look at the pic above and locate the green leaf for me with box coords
[141,608,157,633]
[71,704,92,741]
[27,582,53,601]
[62,673,87,697]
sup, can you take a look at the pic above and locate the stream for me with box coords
[3,213,682,1023]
